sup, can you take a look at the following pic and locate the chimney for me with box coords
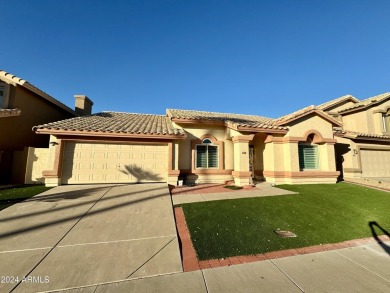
[74,95,93,116]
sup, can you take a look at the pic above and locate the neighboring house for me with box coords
[32,92,390,187]
[0,70,91,183]
[318,93,390,179]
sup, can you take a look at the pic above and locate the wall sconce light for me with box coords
[353,149,358,155]
[50,142,59,146]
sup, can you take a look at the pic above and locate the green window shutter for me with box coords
[196,145,207,168]
[207,145,218,168]
[299,145,318,170]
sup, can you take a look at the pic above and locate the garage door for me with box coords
[62,142,168,184]
[360,149,390,177]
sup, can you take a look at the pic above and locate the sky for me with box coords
[1,0,390,118]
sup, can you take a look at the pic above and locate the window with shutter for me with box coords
[383,114,390,132]
[298,144,318,170]
[196,139,219,169]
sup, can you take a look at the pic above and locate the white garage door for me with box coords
[360,149,390,177]
[62,142,168,184]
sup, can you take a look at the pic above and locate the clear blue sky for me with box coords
[1,0,389,118]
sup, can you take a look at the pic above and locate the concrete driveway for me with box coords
[0,183,182,292]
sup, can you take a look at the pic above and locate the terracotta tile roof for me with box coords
[166,109,288,130]
[334,128,390,140]
[317,95,359,111]
[0,70,77,116]
[336,92,390,113]
[0,108,21,117]
[34,112,186,137]
[274,105,342,126]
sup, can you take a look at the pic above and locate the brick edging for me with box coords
[174,207,389,271]
[174,207,200,271]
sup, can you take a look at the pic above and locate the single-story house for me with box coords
[32,92,390,187]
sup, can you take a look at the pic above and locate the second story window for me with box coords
[382,113,390,133]
[0,82,10,108]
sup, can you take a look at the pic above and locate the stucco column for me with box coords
[319,142,337,172]
[262,135,286,184]
[232,135,254,186]
[283,141,300,172]
[167,141,180,186]
[42,135,63,187]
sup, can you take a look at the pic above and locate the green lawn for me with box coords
[182,183,390,260]
[0,185,51,210]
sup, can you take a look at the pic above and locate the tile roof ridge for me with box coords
[167,108,272,119]
[101,111,166,117]
[359,92,390,102]
[337,92,390,113]
[317,94,359,110]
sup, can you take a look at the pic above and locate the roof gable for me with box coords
[317,95,360,112]
[337,92,390,114]
[275,105,342,127]
[167,109,288,132]
[0,70,77,116]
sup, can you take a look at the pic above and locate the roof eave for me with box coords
[21,83,78,116]
[320,96,360,111]
[338,95,390,115]
[0,109,22,117]
[235,125,288,134]
[0,71,78,116]
[34,128,187,140]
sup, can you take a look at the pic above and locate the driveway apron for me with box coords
[0,183,182,292]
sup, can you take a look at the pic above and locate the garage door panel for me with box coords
[131,153,143,160]
[93,151,106,160]
[361,149,390,177]
[62,142,167,184]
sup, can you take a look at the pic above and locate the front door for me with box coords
[249,145,254,178]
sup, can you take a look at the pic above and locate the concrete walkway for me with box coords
[0,184,182,292]
[55,240,390,292]
[172,182,296,205]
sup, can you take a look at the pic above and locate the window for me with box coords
[196,138,218,168]
[0,83,5,107]
[0,82,9,108]
[298,144,318,170]
[382,114,390,132]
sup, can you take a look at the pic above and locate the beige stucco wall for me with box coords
[264,114,338,185]
[341,100,390,134]
[25,147,49,184]
[174,123,234,171]
[336,136,390,179]
[286,114,334,138]
[0,85,75,151]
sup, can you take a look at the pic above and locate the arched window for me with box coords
[298,134,319,170]
[196,138,218,168]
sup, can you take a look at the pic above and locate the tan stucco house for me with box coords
[0,70,81,183]
[32,91,390,187]
[318,93,390,179]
